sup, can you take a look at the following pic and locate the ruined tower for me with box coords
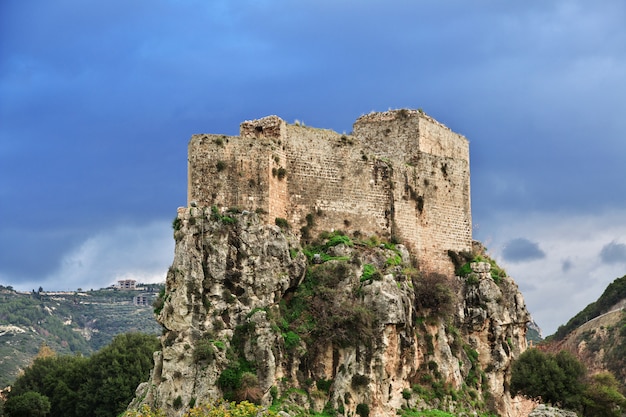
[187,109,471,274]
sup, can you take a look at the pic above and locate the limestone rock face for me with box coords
[133,210,529,417]
[460,262,530,415]
[528,404,578,417]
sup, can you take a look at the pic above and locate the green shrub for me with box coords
[172,217,182,231]
[283,331,300,350]
[217,358,257,402]
[216,160,227,172]
[221,216,236,225]
[326,233,353,248]
[275,217,290,229]
[193,338,215,363]
[3,391,51,417]
[351,374,370,388]
[356,403,370,417]
[386,254,402,266]
[153,287,166,315]
[360,264,378,281]
[317,378,333,392]
[271,167,287,180]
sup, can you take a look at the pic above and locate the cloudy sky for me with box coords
[1,1,625,335]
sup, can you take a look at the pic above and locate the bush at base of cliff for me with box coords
[3,391,51,417]
[124,400,277,417]
[511,349,586,411]
[6,333,160,417]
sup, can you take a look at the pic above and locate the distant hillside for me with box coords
[550,274,626,341]
[543,274,626,387]
[0,284,163,388]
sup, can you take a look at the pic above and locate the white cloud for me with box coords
[14,221,174,292]
[477,209,626,336]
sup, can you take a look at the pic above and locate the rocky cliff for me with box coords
[131,207,531,416]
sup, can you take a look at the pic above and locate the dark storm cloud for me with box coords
[1,0,626,339]
[599,241,626,264]
[502,238,546,263]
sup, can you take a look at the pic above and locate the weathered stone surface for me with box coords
[130,211,530,417]
[528,404,578,417]
[188,110,471,276]
[129,110,531,417]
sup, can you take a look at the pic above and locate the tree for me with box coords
[511,349,585,411]
[582,372,626,417]
[4,391,51,417]
[75,333,160,417]
[7,332,159,417]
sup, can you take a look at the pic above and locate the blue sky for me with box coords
[1,1,625,335]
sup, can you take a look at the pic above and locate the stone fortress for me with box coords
[187,109,472,274]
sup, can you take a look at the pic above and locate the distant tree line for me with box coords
[2,333,159,417]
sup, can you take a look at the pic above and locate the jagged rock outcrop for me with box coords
[132,208,530,417]
[528,404,578,417]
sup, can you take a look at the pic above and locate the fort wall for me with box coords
[187,110,472,275]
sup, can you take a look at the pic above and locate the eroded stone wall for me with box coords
[187,110,471,274]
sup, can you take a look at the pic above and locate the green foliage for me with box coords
[172,217,182,231]
[582,372,626,417]
[316,379,333,392]
[456,254,506,284]
[122,404,166,417]
[275,217,290,229]
[282,330,300,350]
[511,349,586,412]
[325,233,353,248]
[401,411,456,417]
[174,396,183,410]
[221,216,236,224]
[208,206,236,224]
[551,274,626,341]
[278,256,377,352]
[456,262,472,277]
[217,358,257,402]
[193,337,216,363]
[351,374,370,388]
[216,160,227,172]
[301,231,354,262]
[184,400,276,417]
[355,403,370,417]
[153,286,167,315]
[124,400,276,417]
[360,264,379,282]
[604,312,626,382]
[0,288,162,388]
[386,254,402,266]
[3,391,51,417]
[7,332,159,417]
